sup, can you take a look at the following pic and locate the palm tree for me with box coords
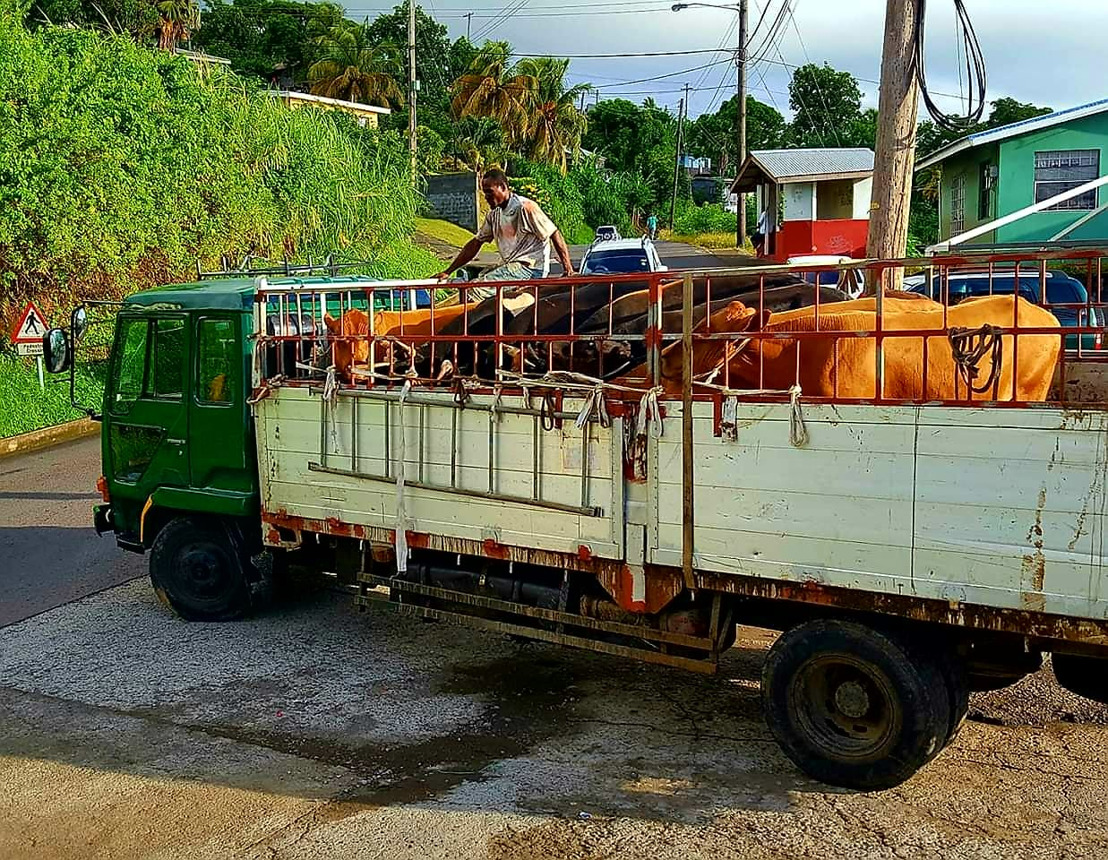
[308,21,405,109]
[155,0,199,52]
[453,116,507,171]
[450,42,536,147]
[513,57,590,172]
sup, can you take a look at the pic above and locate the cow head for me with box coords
[323,309,370,379]
[657,301,766,393]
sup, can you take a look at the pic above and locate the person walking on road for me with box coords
[435,168,575,301]
[646,212,658,241]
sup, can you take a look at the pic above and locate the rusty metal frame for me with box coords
[356,573,721,674]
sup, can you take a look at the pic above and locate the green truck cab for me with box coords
[45,273,418,619]
[47,279,272,620]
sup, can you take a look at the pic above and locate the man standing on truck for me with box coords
[434,168,576,301]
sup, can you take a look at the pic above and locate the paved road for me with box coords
[560,240,753,274]
[0,436,141,626]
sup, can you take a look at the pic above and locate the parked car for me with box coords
[786,255,865,299]
[594,225,621,242]
[580,237,667,276]
[904,269,1104,350]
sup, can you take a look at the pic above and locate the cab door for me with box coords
[103,314,190,531]
[189,315,255,496]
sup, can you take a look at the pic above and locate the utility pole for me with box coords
[408,0,418,182]
[735,0,748,249]
[670,86,688,229]
[464,11,473,40]
[866,0,921,288]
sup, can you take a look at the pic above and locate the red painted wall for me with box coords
[770,219,869,261]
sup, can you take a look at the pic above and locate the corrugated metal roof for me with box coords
[750,148,875,180]
[915,98,1108,171]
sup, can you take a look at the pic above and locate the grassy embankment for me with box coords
[0,16,441,437]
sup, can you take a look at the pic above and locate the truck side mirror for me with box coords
[72,306,88,343]
[42,328,71,373]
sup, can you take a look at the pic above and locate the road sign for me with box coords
[11,301,48,345]
[16,342,43,356]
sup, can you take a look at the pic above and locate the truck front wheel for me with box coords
[150,517,251,621]
[762,619,953,791]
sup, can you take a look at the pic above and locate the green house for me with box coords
[916,98,1108,247]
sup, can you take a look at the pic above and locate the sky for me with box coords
[341,0,1108,123]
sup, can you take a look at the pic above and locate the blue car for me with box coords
[904,270,1104,351]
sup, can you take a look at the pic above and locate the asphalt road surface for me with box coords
[559,240,753,274]
[0,436,141,626]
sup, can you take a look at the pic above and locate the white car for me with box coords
[787,254,865,299]
[581,237,667,275]
[594,225,621,242]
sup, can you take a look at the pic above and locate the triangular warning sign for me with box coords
[12,301,49,344]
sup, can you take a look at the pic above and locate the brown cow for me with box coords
[656,293,1062,401]
[323,303,478,378]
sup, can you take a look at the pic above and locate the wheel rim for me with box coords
[788,654,901,761]
[176,541,234,602]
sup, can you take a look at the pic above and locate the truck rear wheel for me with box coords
[761,619,952,790]
[150,517,251,621]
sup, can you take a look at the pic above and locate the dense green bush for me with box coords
[0,16,438,334]
[672,202,737,236]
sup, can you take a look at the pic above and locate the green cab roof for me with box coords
[123,275,387,312]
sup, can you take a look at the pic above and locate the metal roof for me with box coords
[748,148,875,180]
[915,98,1108,171]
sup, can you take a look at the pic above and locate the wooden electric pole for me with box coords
[735,0,748,249]
[866,0,921,287]
[408,0,418,182]
[670,87,688,229]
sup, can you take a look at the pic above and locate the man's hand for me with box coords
[563,268,577,278]
[433,271,453,281]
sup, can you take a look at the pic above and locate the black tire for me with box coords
[940,656,970,746]
[150,517,251,621]
[1052,653,1108,704]
[761,619,952,791]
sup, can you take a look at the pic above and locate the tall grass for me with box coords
[0,17,439,335]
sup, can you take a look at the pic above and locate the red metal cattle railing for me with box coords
[252,246,1108,410]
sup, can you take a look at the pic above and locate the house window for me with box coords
[951,174,966,235]
[978,162,994,220]
[1034,149,1099,210]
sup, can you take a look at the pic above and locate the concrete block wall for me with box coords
[423,172,480,232]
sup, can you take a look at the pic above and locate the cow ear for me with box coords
[323,313,339,334]
[757,309,772,330]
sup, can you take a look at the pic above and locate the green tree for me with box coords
[308,19,405,108]
[367,2,455,133]
[450,41,536,144]
[24,0,158,37]
[686,94,786,174]
[451,115,507,170]
[787,62,863,148]
[513,56,590,172]
[154,0,198,51]
[192,0,327,84]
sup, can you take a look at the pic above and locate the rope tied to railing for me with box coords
[788,384,809,449]
[575,385,611,430]
[490,384,504,423]
[322,364,340,450]
[949,324,1004,396]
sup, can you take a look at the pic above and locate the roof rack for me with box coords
[195,253,379,281]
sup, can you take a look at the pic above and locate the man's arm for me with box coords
[550,229,575,277]
[434,237,483,281]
